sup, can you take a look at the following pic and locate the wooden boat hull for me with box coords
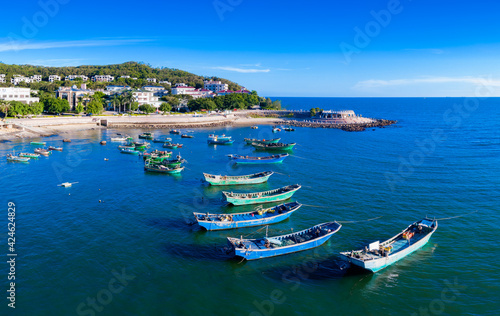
[227,222,341,260]
[194,202,301,231]
[339,219,438,273]
[144,166,184,174]
[139,135,153,140]
[7,157,30,163]
[181,135,194,138]
[19,153,40,159]
[244,138,280,145]
[203,171,273,185]
[252,143,296,151]
[120,149,140,155]
[208,139,234,145]
[223,185,301,206]
[229,154,288,164]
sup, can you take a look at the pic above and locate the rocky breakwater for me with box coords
[278,119,397,132]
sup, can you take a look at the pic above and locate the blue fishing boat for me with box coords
[227,154,289,164]
[203,171,274,185]
[208,134,231,141]
[119,148,140,155]
[339,218,438,273]
[194,202,301,231]
[227,221,342,260]
[153,137,172,143]
[208,138,235,145]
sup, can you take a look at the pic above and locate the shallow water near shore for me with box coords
[1,97,499,315]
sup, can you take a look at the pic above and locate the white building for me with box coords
[30,75,42,82]
[0,87,39,104]
[92,75,115,82]
[204,80,228,93]
[146,78,157,83]
[142,86,165,92]
[159,80,171,85]
[49,75,61,82]
[120,76,130,79]
[171,86,213,99]
[175,83,188,87]
[131,89,162,107]
[0,74,5,83]
[106,85,131,93]
[65,75,89,81]
[11,75,32,85]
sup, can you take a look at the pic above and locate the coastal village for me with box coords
[0,72,252,112]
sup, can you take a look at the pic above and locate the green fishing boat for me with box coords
[30,141,46,146]
[251,142,296,151]
[19,152,40,159]
[244,138,280,145]
[223,184,301,206]
[144,163,184,174]
[143,150,172,161]
[139,132,154,140]
[203,171,274,186]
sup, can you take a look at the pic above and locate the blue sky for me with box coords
[1,0,500,97]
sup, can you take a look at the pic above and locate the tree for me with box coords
[310,107,322,117]
[109,94,121,112]
[86,99,103,115]
[130,101,139,111]
[159,102,171,114]
[0,100,10,119]
[75,102,84,114]
[43,97,70,114]
[30,102,44,115]
[139,104,154,114]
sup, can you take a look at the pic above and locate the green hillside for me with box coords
[0,61,245,92]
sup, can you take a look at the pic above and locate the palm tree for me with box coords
[122,91,135,112]
[110,94,121,112]
[0,100,10,121]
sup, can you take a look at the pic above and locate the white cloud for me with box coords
[211,66,270,73]
[0,38,152,52]
[354,76,500,90]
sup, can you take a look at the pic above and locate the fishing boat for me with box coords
[194,202,301,231]
[48,146,63,152]
[284,127,295,132]
[19,152,40,159]
[58,182,78,187]
[227,221,342,260]
[119,148,140,155]
[143,150,172,161]
[223,184,301,206]
[144,163,184,174]
[244,138,280,145]
[110,136,129,142]
[133,141,150,147]
[118,145,136,150]
[181,134,194,138]
[339,218,438,273]
[207,138,235,145]
[169,130,181,135]
[163,142,183,149]
[272,127,281,133]
[251,142,296,151]
[228,154,289,164]
[34,148,51,156]
[208,134,232,141]
[6,154,30,163]
[251,126,258,129]
[203,171,274,186]
[139,132,154,140]
[63,139,71,143]
[30,141,46,146]
[152,137,172,143]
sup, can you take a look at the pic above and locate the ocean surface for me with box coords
[1,97,499,316]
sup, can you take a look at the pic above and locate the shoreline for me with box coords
[0,115,396,141]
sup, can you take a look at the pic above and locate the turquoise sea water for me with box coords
[1,97,499,315]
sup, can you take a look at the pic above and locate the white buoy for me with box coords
[58,182,78,187]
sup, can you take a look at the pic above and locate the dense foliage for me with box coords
[310,107,323,117]
[0,101,43,117]
[139,104,155,114]
[187,93,260,111]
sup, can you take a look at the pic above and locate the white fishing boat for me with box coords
[340,218,438,273]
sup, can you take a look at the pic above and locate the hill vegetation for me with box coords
[0,61,244,92]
